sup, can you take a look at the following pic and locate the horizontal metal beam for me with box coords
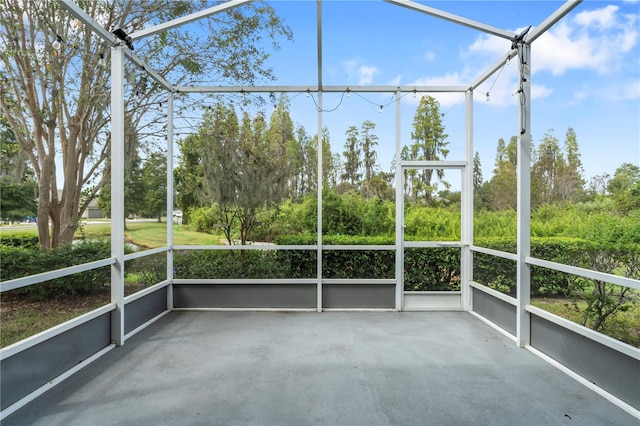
[0,257,116,293]
[526,256,640,290]
[384,0,516,40]
[526,0,582,44]
[400,160,468,168]
[130,0,253,41]
[176,85,469,94]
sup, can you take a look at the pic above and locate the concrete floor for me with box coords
[5,311,637,425]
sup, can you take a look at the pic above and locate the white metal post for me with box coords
[394,90,403,311]
[110,45,125,346]
[461,89,474,311]
[317,92,323,313]
[316,0,323,312]
[166,93,174,310]
[516,42,532,347]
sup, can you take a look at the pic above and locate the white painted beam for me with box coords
[384,0,516,40]
[130,0,253,41]
[55,0,118,45]
[526,0,582,43]
[174,85,468,93]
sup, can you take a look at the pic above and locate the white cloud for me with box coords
[535,6,637,75]
[340,58,379,85]
[467,5,638,76]
[574,5,619,29]
[358,65,378,85]
[531,84,553,99]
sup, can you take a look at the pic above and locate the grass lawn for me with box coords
[1,220,224,248]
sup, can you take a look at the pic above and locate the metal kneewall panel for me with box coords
[173,284,317,309]
[472,288,517,336]
[0,313,111,411]
[530,314,640,410]
[124,287,168,335]
[323,284,395,309]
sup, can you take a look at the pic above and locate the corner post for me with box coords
[516,42,532,347]
[110,45,125,346]
[166,92,174,310]
[461,89,474,311]
[394,90,403,311]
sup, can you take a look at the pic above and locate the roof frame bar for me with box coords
[55,0,174,91]
[470,0,582,90]
[129,0,254,41]
[526,0,582,43]
[384,0,516,40]
[175,85,468,94]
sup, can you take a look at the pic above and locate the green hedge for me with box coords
[1,240,113,300]
[275,235,459,290]
[473,237,640,297]
[0,233,39,249]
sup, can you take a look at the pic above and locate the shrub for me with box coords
[1,240,113,300]
[0,233,39,249]
[174,249,290,279]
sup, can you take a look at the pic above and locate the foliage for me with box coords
[174,250,290,279]
[473,236,639,334]
[1,240,113,300]
[0,0,291,249]
[139,152,167,221]
[608,163,640,214]
[0,233,39,249]
[0,181,37,222]
[126,252,167,287]
[404,96,449,204]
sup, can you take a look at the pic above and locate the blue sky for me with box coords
[236,0,640,183]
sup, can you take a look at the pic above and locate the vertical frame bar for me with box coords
[516,43,532,347]
[461,89,474,311]
[166,92,174,310]
[110,46,125,346]
[394,90,403,311]
[316,0,323,312]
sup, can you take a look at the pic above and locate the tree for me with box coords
[608,163,640,214]
[174,134,205,221]
[196,103,290,245]
[556,126,585,203]
[1,105,37,221]
[140,152,167,222]
[485,137,517,210]
[308,127,336,189]
[342,125,361,187]
[0,0,291,249]
[532,130,564,206]
[472,151,483,192]
[407,96,449,204]
[97,150,145,225]
[360,120,379,183]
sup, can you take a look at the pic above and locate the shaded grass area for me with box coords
[531,297,640,348]
[0,283,150,348]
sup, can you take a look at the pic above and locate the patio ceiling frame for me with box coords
[54,0,585,335]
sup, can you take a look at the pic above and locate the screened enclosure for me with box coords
[0,0,638,420]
